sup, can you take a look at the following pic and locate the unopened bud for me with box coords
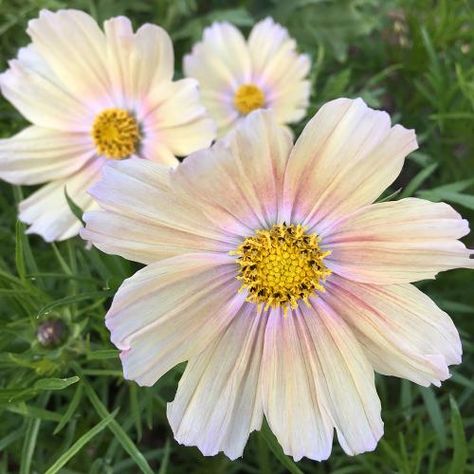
[36,319,67,347]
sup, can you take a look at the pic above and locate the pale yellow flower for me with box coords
[0,9,215,241]
[184,17,310,137]
[82,99,473,460]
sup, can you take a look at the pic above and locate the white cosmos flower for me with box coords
[82,98,473,460]
[0,9,215,242]
[184,17,311,137]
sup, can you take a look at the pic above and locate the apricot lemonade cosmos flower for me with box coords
[0,9,215,241]
[82,99,473,461]
[184,17,311,137]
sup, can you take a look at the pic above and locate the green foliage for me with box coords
[0,0,473,473]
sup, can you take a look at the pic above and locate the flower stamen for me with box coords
[233,84,265,115]
[231,223,331,312]
[92,108,140,159]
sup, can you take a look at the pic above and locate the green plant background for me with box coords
[0,0,473,473]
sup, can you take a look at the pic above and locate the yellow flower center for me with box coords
[233,84,265,115]
[232,224,331,312]
[92,108,140,159]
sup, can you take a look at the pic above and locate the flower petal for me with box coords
[27,9,112,106]
[323,276,461,386]
[184,21,251,91]
[298,299,384,455]
[130,23,174,94]
[102,16,135,106]
[141,78,216,157]
[247,17,310,123]
[167,302,264,459]
[107,253,242,386]
[0,126,94,185]
[183,21,252,136]
[0,58,92,131]
[19,158,102,241]
[323,198,474,284]
[82,158,238,264]
[282,98,418,227]
[103,17,176,107]
[173,110,292,234]
[261,308,333,461]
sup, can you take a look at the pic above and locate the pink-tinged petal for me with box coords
[323,276,461,386]
[141,78,216,157]
[0,59,92,131]
[261,307,333,461]
[247,18,310,123]
[102,16,135,107]
[19,158,102,241]
[27,9,112,106]
[268,79,311,123]
[200,91,239,137]
[0,126,94,185]
[323,198,474,284]
[107,253,242,385]
[82,159,239,264]
[140,137,179,167]
[282,98,418,227]
[173,110,292,234]
[183,22,251,136]
[130,23,174,95]
[167,302,264,459]
[184,21,251,91]
[299,299,384,455]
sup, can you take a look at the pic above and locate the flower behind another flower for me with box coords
[184,17,311,137]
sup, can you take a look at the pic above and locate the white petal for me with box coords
[17,43,53,77]
[247,17,310,123]
[323,198,473,284]
[300,300,383,455]
[130,23,174,96]
[107,253,242,385]
[323,276,461,386]
[0,126,94,185]
[167,302,264,459]
[103,16,135,107]
[0,58,92,131]
[82,158,238,264]
[27,9,112,106]
[183,21,251,136]
[19,159,102,241]
[141,79,216,157]
[184,21,251,90]
[173,110,292,234]
[282,98,418,227]
[261,308,333,461]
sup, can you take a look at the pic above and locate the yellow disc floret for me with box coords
[234,84,265,115]
[231,223,331,312]
[92,108,140,159]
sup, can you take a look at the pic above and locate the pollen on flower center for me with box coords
[92,108,140,159]
[233,84,265,115]
[232,224,332,311]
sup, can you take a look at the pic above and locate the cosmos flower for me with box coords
[184,17,310,137]
[82,98,473,460]
[0,9,215,241]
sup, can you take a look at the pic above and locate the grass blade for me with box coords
[54,384,84,435]
[449,397,467,474]
[260,423,303,474]
[45,409,118,474]
[20,417,41,474]
[83,381,154,474]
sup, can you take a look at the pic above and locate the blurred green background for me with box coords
[0,0,473,472]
